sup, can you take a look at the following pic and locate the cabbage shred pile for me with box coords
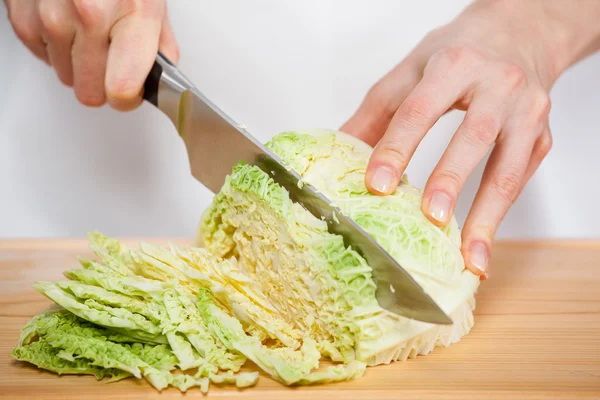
[12,130,479,392]
[12,232,365,392]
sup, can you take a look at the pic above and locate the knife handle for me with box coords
[143,52,195,126]
[143,52,169,106]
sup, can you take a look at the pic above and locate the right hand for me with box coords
[4,0,179,111]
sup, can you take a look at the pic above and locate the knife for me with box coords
[142,52,452,325]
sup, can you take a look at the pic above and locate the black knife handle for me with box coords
[142,52,194,126]
[143,51,176,107]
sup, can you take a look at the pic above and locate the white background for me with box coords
[1,0,599,239]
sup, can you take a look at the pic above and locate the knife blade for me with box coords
[142,52,452,325]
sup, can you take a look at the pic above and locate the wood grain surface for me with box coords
[0,238,599,400]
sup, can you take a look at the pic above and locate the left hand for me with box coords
[340,0,566,279]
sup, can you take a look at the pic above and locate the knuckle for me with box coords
[107,78,140,101]
[501,63,527,90]
[72,0,105,28]
[434,44,484,68]
[529,89,552,120]
[397,97,433,123]
[375,139,410,167]
[490,170,521,203]
[38,0,69,37]
[434,163,464,192]
[463,114,499,147]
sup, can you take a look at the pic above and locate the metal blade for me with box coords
[177,88,452,325]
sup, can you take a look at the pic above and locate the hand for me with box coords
[341,0,600,278]
[4,0,179,111]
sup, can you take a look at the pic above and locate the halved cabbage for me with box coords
[199,129,480,365]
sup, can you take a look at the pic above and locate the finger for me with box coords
[461,131,537,277]
[463,87,551,278]
[421,82,520,226]
[38,0,77,86]
[365,48,483,195]
[519,125,552,195]
[340,59,423,146]
[105,1,165,111]
[6,0,49,64]
[72,31,109,106]
[158,5,179,64]
[71,0,113,107]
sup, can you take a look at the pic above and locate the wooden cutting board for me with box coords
[0,239,599,400]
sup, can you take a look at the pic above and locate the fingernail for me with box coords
[428,191,452,223]
[370,166,396,194]
[469,242,488,273]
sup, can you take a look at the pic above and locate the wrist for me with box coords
[534,0,600,85]
[468,0,600,89]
